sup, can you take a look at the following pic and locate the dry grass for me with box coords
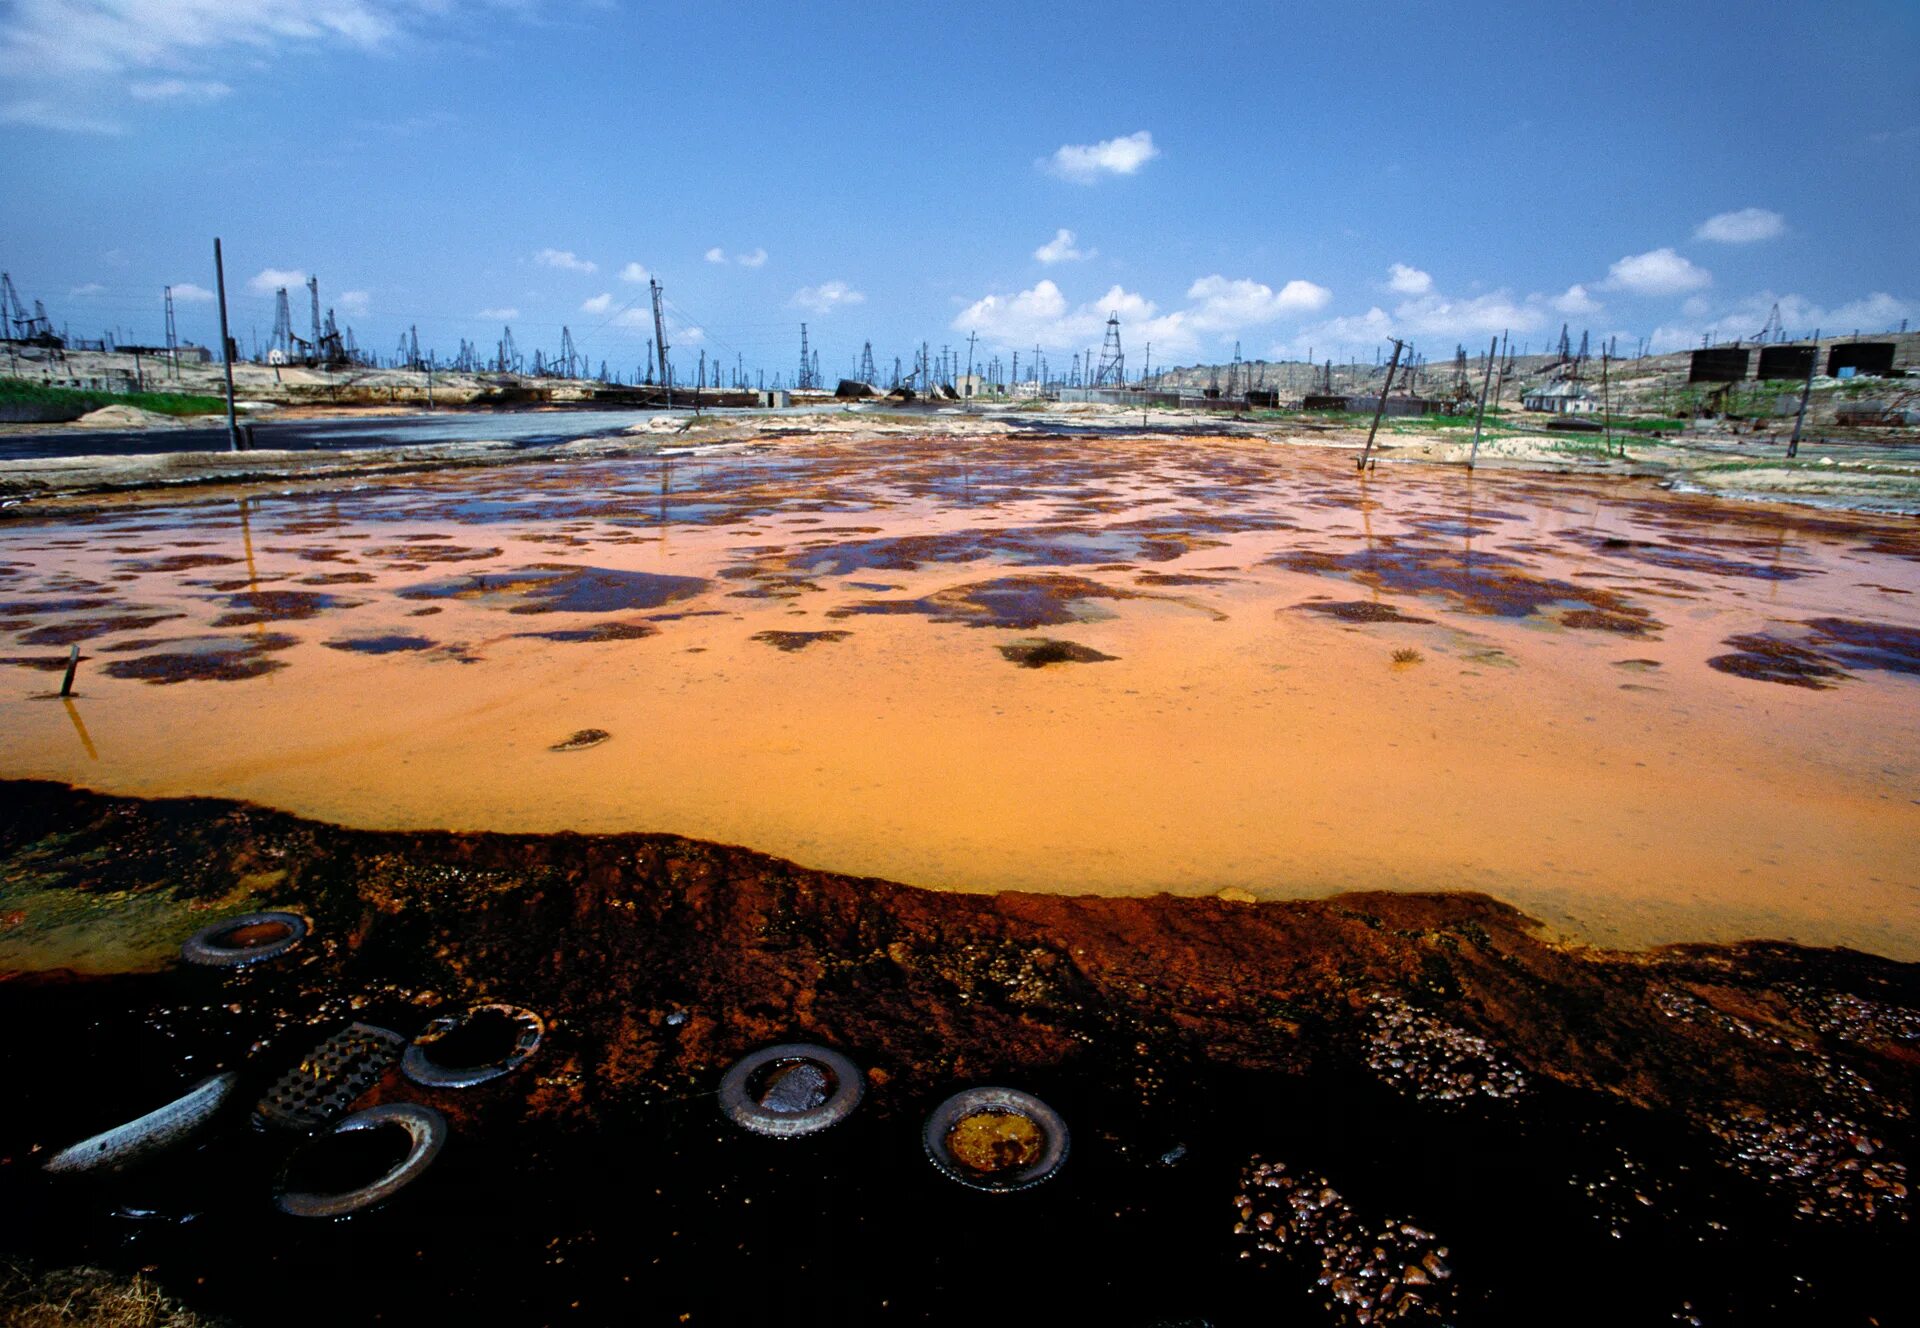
[0,1263,218,1328]
[1391,648,1425,665]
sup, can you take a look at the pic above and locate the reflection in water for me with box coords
[60,696,97,760]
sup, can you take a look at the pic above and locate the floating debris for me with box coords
[549,729,610,752]
[180,911,309,968]
[255,1023,406,1133]
[403,1004,545,1089]
[42,1072,240,1176]
[1707,1107,1908,1223]
[275,1103,447,1219]
[1232,1156,1454,1325]
[923,1087,1068,1191]
[718,1043,864,1139]
[1362,993,1526,1104]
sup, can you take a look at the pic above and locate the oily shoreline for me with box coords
[1,778,1914,1325]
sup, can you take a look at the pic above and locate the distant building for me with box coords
[954,374,988,399]
[1522,380,1598,414]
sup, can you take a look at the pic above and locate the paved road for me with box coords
[0,408,682,462]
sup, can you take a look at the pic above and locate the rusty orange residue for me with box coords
[1,434,1917,957]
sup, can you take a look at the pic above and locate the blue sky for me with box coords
[2,0,1916,379]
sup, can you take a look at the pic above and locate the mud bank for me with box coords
[1,782,1914,1326]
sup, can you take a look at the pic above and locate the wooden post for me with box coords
[59,645,78,697]
[1468,335,1497,470]
[214,237,240,452]
[1788,329,1819,459]
[1357,338,1405,471]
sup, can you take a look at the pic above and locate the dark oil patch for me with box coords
[299,572,378,585]
[212,590,353,627]
[400,565,708,615]
[829,573,1149,630]
[751,630,852,652]
[1134,571,1233,587]
[550,728,610,752]
[322,635,438,655]
[1706,635,1850,689]
[514,622,659,644]
[1805,618,1920,677]
[998,638,1118,668]
[0,655,73,671]
[364,543,503,564]
[1298,600,1434,625]
[1561,608,1659,636]
[100,633,298,684]
[1613,659,1663,672]
[19,613,186,646]
[116,553,241,573]
[1270,541,1658,627]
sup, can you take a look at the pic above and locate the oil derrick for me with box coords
[163,287,178,371]
[532,349,547,376]
[559,327,577,378]
[1094,312,1124,386]
[797,323,813,389]
[499,325,519,374]
[307,277,322,362]
[811,349,820,388]
[1454,344,1470,395]
[1756,302,1784,343]
[270,288,294,360]
[409,325,422,371]
[320,309,346,366]
[1,272,60,344]
[858,340,876,384]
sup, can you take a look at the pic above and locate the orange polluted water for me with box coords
[2,434,1917,958]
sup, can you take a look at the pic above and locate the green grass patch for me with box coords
[0,377,226,418]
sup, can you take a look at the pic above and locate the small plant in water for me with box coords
[1392,648,1424,666]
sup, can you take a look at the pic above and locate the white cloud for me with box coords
[1386,263,1432,296]
[736,248,768,268]
[1553,283,1602,315]
[792,281,865,314]
[0,2,535,132]
[1186,275,1331,329]
[169,282,214,303]
[1041,130,1158,183]
[337,289,370,316]
[534,248,596,274]
[704,247,726,264]
[0,97,121,133]
[1282,287,1547,360]
[127,78,229,102]
[580,292,613,314]
[1604,247,1711,296]
[246,266,307,295]
[953,280,1197,357]
[68,282,105,296]
[1694,207,1785,244]
[478,307,519,320]
[618,262,649,284]
[1034,228,1091,264]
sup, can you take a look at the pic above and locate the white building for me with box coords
[1522,380,1598,414]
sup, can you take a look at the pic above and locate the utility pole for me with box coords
[1357,338,1406,472]
[1788,329,1819,459]
[1600,344,1613,457]
[964,330,977,402]
[1468,335,1497,470]
[649,278,670,393]
[163,286,178,378]
[213,237,240,452]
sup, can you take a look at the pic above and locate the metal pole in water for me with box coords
[1357,338,1405,472]
[214,238,240,452]
[1788,329,1819,459]
[1468,335,1496,470]
[59,644,78,697]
